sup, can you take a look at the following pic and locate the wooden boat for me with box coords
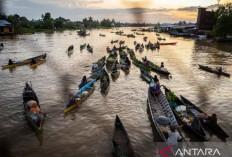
[2,53,46,70]
[120,55,130,73]
[198,64,230,77]
[100,33,105,36]
[78,68,105,88]
[159,42,177,45]
[80,44,86,51]
[23,82,45,131]
[140,68,153,83]
[30,59,46,68]
[92,56,106,73]
[111,40,119,44]
[164,87,207,140]
[111,61,120,79]
[142,58,170,75]
[180,96,229,139]
[106,54,117,65]
[147,87,185,154]
[112,115,135,157]
[87,46,93,53]
[119,40,125,45]
[67,45,74,54]
[132,58,151,72]
[100,69,110,94]
[64,79,96,113]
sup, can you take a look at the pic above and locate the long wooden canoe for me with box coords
[64,79,96,113]
[140,68,153,83]
[100,69,110,94]
[112,115,134,157]
[164,87,207,140]
[2,53,46,70]
[142,58,170,76]
[198,64,230,77]
[180,95,229,139]
[132,58,151,72]
[23,82,45,131]
[147,87,185,154]
[159,42,177,45]
[30,59,46,68]
[92,56,106,73]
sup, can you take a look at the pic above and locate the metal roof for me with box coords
[0,20,12,27]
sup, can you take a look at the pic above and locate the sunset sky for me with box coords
[3,0,232,23]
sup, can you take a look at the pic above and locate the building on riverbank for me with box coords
[196,8,214,31]
[0,20,14,35]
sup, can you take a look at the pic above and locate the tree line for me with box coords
[0,12,122,33]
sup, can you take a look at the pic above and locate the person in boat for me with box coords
[218,67,222,73]
[0,43,3,47]
[160,62,164,68]
[141,44,144,48]
[119,46,122,52]
[152,80,161,95]
[205,114,217,128]
[31,58,36,65]
[30,101,43,123]
[167,125,182,146]
[144,56,147,62]
[79,76,88,89]
[113,45,116,50]
[153,75,159,83]
[125,57,131,67]
[8,59,14,65]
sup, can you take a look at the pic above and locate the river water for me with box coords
[0,28,232,157]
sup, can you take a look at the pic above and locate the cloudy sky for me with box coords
[2,0,232,23]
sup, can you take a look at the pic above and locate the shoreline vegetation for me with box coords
[0,12,154,35]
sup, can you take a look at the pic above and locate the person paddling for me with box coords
[160,62,164,68]
[31,58,36,65]
[167,125,182,146]
[8,59,14,65]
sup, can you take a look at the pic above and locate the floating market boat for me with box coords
[100,69,110,94]
[2,53,47,70]
[140,68,153,83]
[164,86,207,140]
[147,87,185,155]
[142,58,170,76]
[29,59,46,68]
[132,58,151,72]
[111,61,120,79]
[23,82,45,131]
[80,44,86,51]
[159,42,177,45]
[64,79,96,113]
[92,56,106,73]
[112,115,135,157]
[180,96,229,139]
[87,46,93,53]
[111,40,119,44]
[198,64,230,77]
[67,45,74,55]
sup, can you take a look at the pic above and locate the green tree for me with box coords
[213,3,232,37]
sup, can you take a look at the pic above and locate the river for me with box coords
[0,27,232,157]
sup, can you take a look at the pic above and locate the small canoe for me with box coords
[30,59,46,68]
[100,69,110,94]
[164,86,207,140]
[142,58,170,76]
[112,115,135,157]
[132,58,151,72]
[78,68,105,89]
[92,56,106,73]
[100,34,106,37]
[106,54,117,65]
[180,96,229,139]
[159,42,177,45]
[64,79,96,113]
[198,64,230,77]
[119,41,125,45]
[2,53,46,70]
[111,40,119,44]
[80,44,86,50]
[111,61,120,79]
[140,68,153,83]
[87,47,93,53]
[23,83,45,131]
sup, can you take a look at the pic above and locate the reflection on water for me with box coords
[0,28,232,157]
